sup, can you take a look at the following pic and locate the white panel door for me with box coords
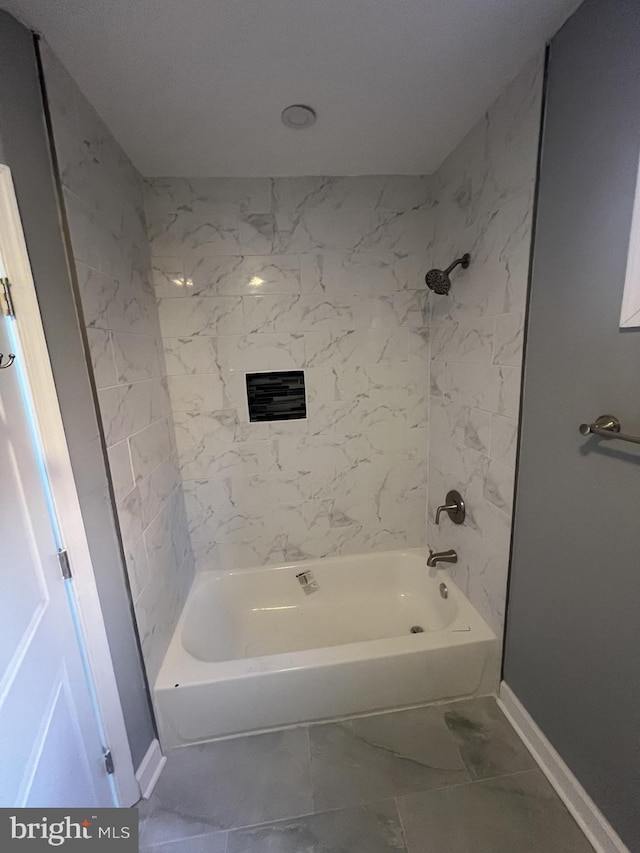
[0,315,114,807]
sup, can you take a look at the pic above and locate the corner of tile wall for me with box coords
[41,44,195,684]
[427,53,545,637]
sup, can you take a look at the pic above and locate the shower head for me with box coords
[425,253,471,294]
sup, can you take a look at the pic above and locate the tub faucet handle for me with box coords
[435,490,465,525]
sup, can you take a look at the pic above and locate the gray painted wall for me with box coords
[0,10,155,769]
[503,0,640,846]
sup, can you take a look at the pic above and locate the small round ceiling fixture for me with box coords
[281,104,316,130]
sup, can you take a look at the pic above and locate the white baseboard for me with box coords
[498,682,629,853]
[135,738,166,800]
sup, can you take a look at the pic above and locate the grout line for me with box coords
[175,694,499,747]
[305,725,315,815]
[393,765,540,806]
[221,770,559,846]
[467,766,538,786]
[117,450,177,509]
[491,314,498,365]
[110,329,165,340]
[397,776,479,802]
[106,329,119,387]
[223,796,407,836]
[141,828,229,852]
[96,375,164,392]
[125,433,136,492]
[393,796,411,852]
[223,805,318,834]
[304,692,496,731]
[126,415,170,443]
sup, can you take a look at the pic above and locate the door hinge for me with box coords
[1,277,15,318]
[57,548,72,580]
[104,749,114,775]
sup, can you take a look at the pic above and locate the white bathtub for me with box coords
[154,548,499,748]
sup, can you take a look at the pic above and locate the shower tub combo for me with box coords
[155,548,499,747]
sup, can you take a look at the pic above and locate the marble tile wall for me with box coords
[40,38,542,666]
[144,176,434,570]
[427,55,544,636]
[41,44,194,681]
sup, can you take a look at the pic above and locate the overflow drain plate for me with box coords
[410,625,424,634]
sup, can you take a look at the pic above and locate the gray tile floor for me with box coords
[138,696,593,852]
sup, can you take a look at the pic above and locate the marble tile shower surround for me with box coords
[144,175,435,571]
[40,44,194,682]
[427,55,544,636]
[40,35,541,690]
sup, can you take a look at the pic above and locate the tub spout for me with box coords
[426,549,457,568]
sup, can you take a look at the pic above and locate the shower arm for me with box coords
[444,254,471,276]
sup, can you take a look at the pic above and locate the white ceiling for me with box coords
[2,0,579,177]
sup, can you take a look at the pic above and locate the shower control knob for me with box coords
[435,490,465,525]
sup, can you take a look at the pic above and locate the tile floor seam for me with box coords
[226,796,406,836]
[451,741,538,783]
[396,769,595,853]
[141,829,229,853]
[394,772,487,804]
[467,766,539,786]
[225,797,413,853]
[393,766,554,808]
[306,774,479,816]
[303,694,496,732]
[304,725,315,814]
[304,720,471,812]
[225,805,319,833]
[393,796,410,853]
[140,817,228,847]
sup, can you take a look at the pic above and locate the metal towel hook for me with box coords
[0,352,15,369]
